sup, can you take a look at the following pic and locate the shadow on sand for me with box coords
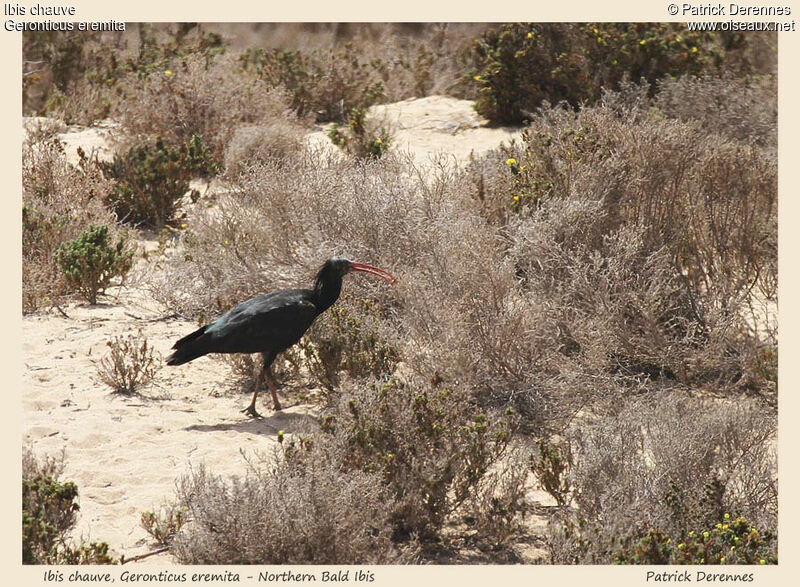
[182,405,318,436]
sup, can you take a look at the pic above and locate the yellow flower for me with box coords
[703,532,710,539]
[375,138,382,144]
[639,39,647,45]
[720,556,726,563]
[759,559,766,565]
[692,46,699,53]
[724,513,730,519]
[165,70,173,76]
[474,75,482,82]
[505,158,517,166]
[688,531,695,537]
[527,32,533,39]
[677,543,685,549]
[180,223,187,229]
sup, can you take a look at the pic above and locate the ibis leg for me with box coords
[241,354,266,418]
[242,383,263,419]
[241,352,281,417]
[264,362,282,411]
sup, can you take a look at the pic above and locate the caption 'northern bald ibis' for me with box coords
[166,257,397,418]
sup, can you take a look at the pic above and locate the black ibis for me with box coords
[166,257,396,418]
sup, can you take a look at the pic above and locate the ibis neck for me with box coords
[312,275,343,314]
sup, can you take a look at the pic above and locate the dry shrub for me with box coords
[120,55,300,167]
[223,117,306,179]
[40,83,116,126]
[172,450,410,564]
[151,147,572,425]
[172,375,521,562]
[468,92,776,396]
[654,76,777,150]
[22,130,122,312]
[96,332,159,394]
[545,392,777,564]
[151,149,428,317]
[23,29,130,124]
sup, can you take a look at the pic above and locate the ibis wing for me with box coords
[204,290,319,354]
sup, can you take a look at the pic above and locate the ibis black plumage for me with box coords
[166,257,396,417]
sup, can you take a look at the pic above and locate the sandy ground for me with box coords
[22,96,546,563]
[307,95,523,167]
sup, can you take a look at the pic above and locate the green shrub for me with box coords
[328,106,393,159]
[55,224,133,305]
[530,438,572,507]
[471,23,714,124]
[242,45,385,123]
[240,48,314,118]
[614,515,777,564]
[22,447,115,564]
[102,137,208,229]
[323,378,519,540]
[22,133,119,312]
[140,503,187,546]
[291,299,397,392]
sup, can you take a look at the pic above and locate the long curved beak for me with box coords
[351,261,397,285]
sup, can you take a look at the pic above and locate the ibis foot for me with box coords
[241,404,263,419]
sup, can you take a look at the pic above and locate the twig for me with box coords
[120,546,170,564]
[148,312,180,322]
[125,311,180,322]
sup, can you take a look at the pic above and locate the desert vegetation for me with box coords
[23,446,116,564]
[22,23,777,565]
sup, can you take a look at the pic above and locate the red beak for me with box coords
[351,261,397,285]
